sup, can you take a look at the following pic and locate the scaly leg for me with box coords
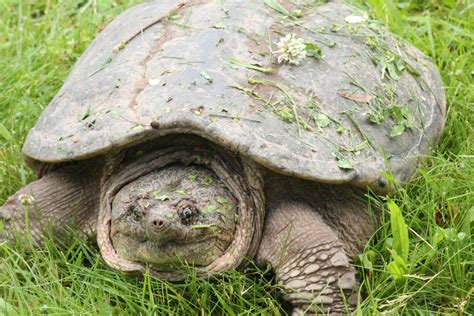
[257,200,363,314]
[0,163,101,244]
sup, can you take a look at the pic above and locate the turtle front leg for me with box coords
[0,163,101,245]
[257,201,362,315]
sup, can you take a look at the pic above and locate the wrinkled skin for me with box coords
[257,172,374,314]
[110,165,238,271]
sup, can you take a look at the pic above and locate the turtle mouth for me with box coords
[111,225,223,245]
[97,144,265,280]
[113,230,225,247]
[144,236,214,247]
[142,237,229,265]
[112,231,228,268]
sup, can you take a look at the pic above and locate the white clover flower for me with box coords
[18,194,35,206]
[345,15,367,24]
[148,78,161,86]
[275,34,307,65]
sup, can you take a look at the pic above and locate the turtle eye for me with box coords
[179,206,194,222]
[128,205,142,223]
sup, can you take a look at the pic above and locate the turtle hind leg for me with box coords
[0,162,101,245]
[256,200,364,315]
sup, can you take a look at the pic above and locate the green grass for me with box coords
[0,0,472,314]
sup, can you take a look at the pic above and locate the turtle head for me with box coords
[110,165,238,271]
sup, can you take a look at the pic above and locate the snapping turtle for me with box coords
[0,0,445,314]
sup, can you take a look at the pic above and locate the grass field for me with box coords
[0,0,472,314]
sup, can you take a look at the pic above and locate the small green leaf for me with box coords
[131,124,145,131]
[433,226,446,248]
[174,189,187,195]
[191,224,217,229]
[348,141,368,153]
[299,119,312,131]
[157,195,171,201]
[305,43,322,59]
[314,113,331,128]
[200,71,213,84]
[457,232,467,240]
[274,106,294,123]
[114,78,122,88]
[0,123,13,142]
[387,61,400,80]
[390,124,405,137]
[401,105,415,128]
[203,204,218,214]
[335,123,345,133]
[384,237,394,249]
[367,110,385,124]
[213,22,226,29]
[217,196,229,204]
[443,228,456,241]
[330,24,342,32]
[187,172,199,180]
[80,107,92,121]
[337,157,354,170]
[390,106,404,123]
[387,253,408,281]
[201,176,214,185]
[169,13,182,20]
[359,250,375,270]
[388,198,409,261]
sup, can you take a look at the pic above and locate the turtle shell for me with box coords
[23,0,445,193]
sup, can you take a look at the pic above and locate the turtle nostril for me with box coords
[153,220,164,227]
